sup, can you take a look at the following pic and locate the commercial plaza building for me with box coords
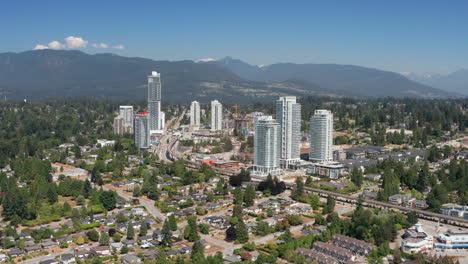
[253,116,281,176]
[211,100,222,131]
[148,71,162,131]
[309,109,334,162]
[190,101,201,128]
[276,96,301,168]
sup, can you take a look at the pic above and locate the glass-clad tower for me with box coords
[276,96,301,168]
[148,71,162,131]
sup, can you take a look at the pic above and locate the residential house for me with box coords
[388,194,411,205]
[60,253,76,264]
[405,199,428,209]
[296,248,339,264]
[332,234,375,255]
[364,174,381,181]
[90,246,111,257]
[143,249,159,260]
[41,239,58,249]
[25,244,41,253]
[8,248,25,257]
[39,259,59,264]
[313,241,355,262]
[74,249,91,259]
[122,254,142,264]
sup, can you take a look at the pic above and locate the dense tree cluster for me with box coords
[257,174,286,195]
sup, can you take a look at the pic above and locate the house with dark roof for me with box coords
[122,254,142,264]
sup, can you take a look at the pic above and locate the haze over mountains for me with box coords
[405,70,468,96]
[0,50,461,103]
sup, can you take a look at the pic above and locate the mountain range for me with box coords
[0,50,462,103]
[405,70,468,96]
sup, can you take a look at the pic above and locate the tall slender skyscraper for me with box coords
[148,71,162,131]
[190,101,201,128]
[276,96,301,168]
[309,110,333,162]
[211,100,222,131]
[134,111,149,150]
[254,116,281,175]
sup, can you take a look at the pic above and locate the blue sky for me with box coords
[1,0,467,74]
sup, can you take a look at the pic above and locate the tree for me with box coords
[168,214,178,231]
[87,229,100,242]
[199,223,210,234]
[323,196,335,214]
[186,215,200,242]
[292,177,304,200]
[63,201,72,214]
[139,222,148,236]
[161,220,173,248]
[83,179,92,198]
[416,162,430,192]
[126,222,135,239]
[407,212,418,226]
[280,228,293,243]
[76,195,86,205]
[244,185,256,207]
[233,187,244,205]
[314,214,326,225]
[225,224,237,242]
[132,186,141,197]
[99,231,110,246]
[120,246,129,254]
[99,191,116,211]
[47,185,58,204]
[305,175,313,187]
[191,240,205,263]
[236,220,249,243]
[91,167,103,186]
[233,204,243,219]
[351,167,364,188]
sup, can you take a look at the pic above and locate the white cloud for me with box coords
[112,44,125,50]
[48,41,66,50]
[92,43,109,48]
[32,36,122,51]
[65,36,88,49]
[33,44,49,50]
[197,58,216,62]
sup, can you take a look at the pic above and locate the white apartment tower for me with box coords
[211,100,222,131]
[190,101,201,128]
[113,116,124,135]
[119,106,134,126]
[309,110,333,162]
[148,71,162,131]
[276,96,301,168]
[254,116,281,175]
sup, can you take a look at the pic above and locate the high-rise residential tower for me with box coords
[276,96,301,168]
[134,111,150,150]
[254,116,281,175]
[113,116,125,135]
[148,71,162,131]
[190,101,201,128]
[211,100,222,131]
[119,106,134,126]
[309,110,333,162]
